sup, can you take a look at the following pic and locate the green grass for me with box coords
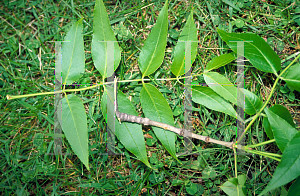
[1,0,300,195]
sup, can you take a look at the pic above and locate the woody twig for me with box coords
[114,77,238,150]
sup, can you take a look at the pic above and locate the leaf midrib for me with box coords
[142,7,166,77]
[64,21,80,84]
[220,32,278,73]
[143,85,173,154]
[193,88,236,117]
[205,73,237,103]
[106,89,147,163]
[65,96,87,163]
[177,16,194,76]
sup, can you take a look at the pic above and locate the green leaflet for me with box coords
[61,94,89,171]
[92,0,121,79]
[287,176,300,196]
[264,107,298,152]
[220,175,247,196]
[101,87,151,168]
[217,28,281,74]
[138,0,168,77]
[171,10,198,77]
[204,71,262,115]
[192,86,237,118]
[259,132,300,195]
[100,86,115,132]
[263,105,296,141]
[204,53,236,73]
[204,72,237,104]
[242,88,262,115]
[282,64,300,92]
[62,18,85,84]
[140,83,178,162]
[263,117,274,140]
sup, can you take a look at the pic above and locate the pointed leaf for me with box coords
[263,117,274,139]
[140,83,178,162]
[217,28,281,74]
[138,1,168,77]
[204,71,262,115]
[242,88,263,115]
[62,18,85,84]
[204,72,237,104]
[102,87,151,168]
[192,86,237,118]
[283,64,300,92]
[263,104,296,141]
[259,132,300,195]
[61,94,89,170]
[220,175,247,196]
[92,0,121,78]
[270,105,296,127]
[264,107,298,152]
[287,176,300,196]
[204,70,262,116]
[204,53,236,73]
[171,10,198,76]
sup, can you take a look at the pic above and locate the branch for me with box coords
[114,78,237,150]
[236,52,300,144]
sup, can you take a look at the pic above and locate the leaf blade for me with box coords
[204,72,263,115]
[287,176,300,196]
[204,72,237,104]
[192,86,237,118]
[264,107,298,152]
[171,10,198,77]
[62,18,85,84]
[220,175,247,196]
[217,28,281,74]
[242,88,263,115]
[204,53,236,73]
[102,87,151,168]
[259,132,300,195]
[61,94,89,170]
[283,64,300,92]
[92,0,121,78]
[140,83,178,162]
[138,1,168,77]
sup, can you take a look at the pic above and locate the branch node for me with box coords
[180,129,184,136]
[205,136,210,143]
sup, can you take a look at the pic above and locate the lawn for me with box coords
[1,0,300,195]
